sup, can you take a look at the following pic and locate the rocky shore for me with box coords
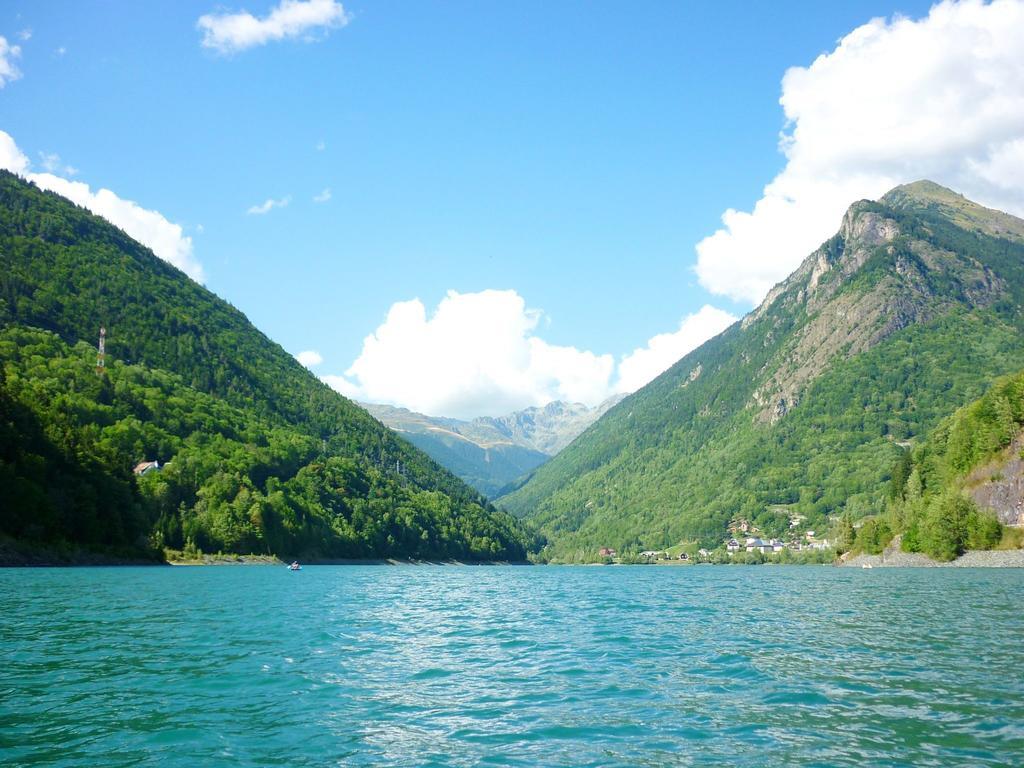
[842,536,1024,568]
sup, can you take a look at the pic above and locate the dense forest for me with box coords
[844,369,1024,560]
[501,182,1024,559]
[0,172,539,561]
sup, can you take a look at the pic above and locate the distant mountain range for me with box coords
[499,181,1024,559]
[363,396,625,497]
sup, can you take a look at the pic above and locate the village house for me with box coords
[745,539,767,554]
[133,460,160,476]
[598,547,617,558]
[726,539,741,553]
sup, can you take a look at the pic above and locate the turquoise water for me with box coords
[2,566,1023,767]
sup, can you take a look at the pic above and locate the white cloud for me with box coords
[38,152,60,172]
[321,373,360,399]
[695,0,1024,304]
[313,187,331,203]
[616,305,737,393]
[0,36,22,87]
[0,130,204,282]
[246,195,290,215]
[325,290,616,418]
[0,131,30,174]
[323,289,736,418]
[18,29,31,42]
[295,349,323,367]
[38,151,78,176]
[198,0,349,54]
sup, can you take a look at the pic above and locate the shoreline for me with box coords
[7,538,1021,568]
[0,543,534,568]
[841,547,1024,568]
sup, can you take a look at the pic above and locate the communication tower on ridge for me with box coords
[96,327,106,374]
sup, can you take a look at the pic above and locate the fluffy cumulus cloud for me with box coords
[247,196,290,215]
[198,0,349,54]
[295,349,323,367]
[0,130,204,282]
[325,290,614,418]
[0,131,29,174]
[616,305,737,394]
[0,35,22,87]
[313,187,331,203]
[322,290,733,418]
[696,0,1024,304]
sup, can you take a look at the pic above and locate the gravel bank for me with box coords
[843,547,1024,568]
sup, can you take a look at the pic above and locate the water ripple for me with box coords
[2,566,1023,766]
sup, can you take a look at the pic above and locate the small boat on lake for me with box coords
[288,561,302,571]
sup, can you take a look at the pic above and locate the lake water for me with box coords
[2,565,1023,767]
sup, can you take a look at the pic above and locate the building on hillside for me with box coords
[726,539,741,553]
[728,519,752,535]
[678,552,689,561]
[133,460,160,476]
[599,547,617,558]
[744,537,777,554]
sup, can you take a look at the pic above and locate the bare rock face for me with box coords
[746,201,1005,424]
[482,395,626,454]
[965,432,1024,526]
[680,363,702,389]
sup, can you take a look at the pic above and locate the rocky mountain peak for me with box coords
[881,179,1024,242]
[746,183,1010,423]
[745,199,902,329]
[839,204,900,248]
[881,179,970,210]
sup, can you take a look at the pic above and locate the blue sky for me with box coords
[4,0,1022,417]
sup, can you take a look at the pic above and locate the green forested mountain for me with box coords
[500,181,1024,560]
[869,368,1024,560]
[0,171,538,561]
